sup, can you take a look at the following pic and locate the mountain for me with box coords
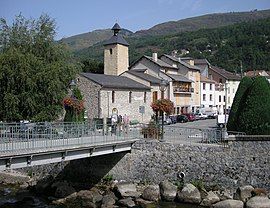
[75,17,270,73]
[63,9,270,51]
[61,28,133,51]
[134,9,270,36]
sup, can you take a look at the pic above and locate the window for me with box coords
[203,83,206,90]
[219,95,221,102]
[224,96,226,102]
[219,78,222,83]
[153,91,158,102]
[210,84,212,90]
[203,94,206,101]
[129,91,132,103]
[177,107,180,115]
[144,92,147,103]
[112,91,115,103]
[110,48,113,55]
[228,87,230,94]
[228,96,231,104]
[233,88,235,93]
[210,94,213,101]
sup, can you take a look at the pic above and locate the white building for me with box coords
[200,75,215,108]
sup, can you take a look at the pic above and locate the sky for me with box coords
[1,0,270,40]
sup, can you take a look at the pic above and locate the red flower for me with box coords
[63,97,84,113]
[151,99,174,114]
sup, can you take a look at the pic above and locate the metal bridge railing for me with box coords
[0,122,143,154]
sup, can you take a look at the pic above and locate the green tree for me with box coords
[227,76,253,131]
[0,14,80,122]
[238,76,270,135]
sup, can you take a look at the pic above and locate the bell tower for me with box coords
[103,23,129,76]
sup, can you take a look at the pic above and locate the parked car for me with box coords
[176,115,189,123]
[158,116,172,125]
[169,115,177,124]
[182,113,196,122]
[195,113,208,120]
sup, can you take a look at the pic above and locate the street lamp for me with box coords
[159,79,168,142]
[70,80,76,96]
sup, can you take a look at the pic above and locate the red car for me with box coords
[182,113,196,122]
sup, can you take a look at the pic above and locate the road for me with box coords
[163,118,221,145]
[170,118,217,129]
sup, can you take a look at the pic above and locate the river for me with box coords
[0,184,203,208]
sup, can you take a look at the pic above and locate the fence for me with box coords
[0,122,142,154]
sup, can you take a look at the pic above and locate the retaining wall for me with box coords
[108,138,270,191]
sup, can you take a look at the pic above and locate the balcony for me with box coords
[173,87,194,94]
[215,84,224,91]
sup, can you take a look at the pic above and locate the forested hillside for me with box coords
[76,17,270,73]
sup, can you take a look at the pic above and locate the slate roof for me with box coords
[162,54,201,71]
[80,73,150,90]
[112,23,121,30]
[127,71,162,84]
[144,56,177,69]
[166,74,193,83]
[200,75,215,83]
[103,35,129,46]
[194,59,210,65]
[210,66,241,81]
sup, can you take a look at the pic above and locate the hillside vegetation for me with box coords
[76,17,270,73]
[62,9,270,52]
[61,29,133,51]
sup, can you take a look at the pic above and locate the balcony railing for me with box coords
[215,84,224,91]
[173,87,194,93]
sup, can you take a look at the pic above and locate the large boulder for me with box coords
[118,197,136,208]
[234,185,254,202]
[115,182,140,198]
[135,198,154,207]
[51,181,76,198]
[200,191,220,207]
[159,180,177,201]
[213,199,244,208]
[177,183,201,204]
[142,185,160,202]
[101,194,116,208]
[246,196,270,208]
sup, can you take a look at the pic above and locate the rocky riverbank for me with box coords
[0,170,270,208]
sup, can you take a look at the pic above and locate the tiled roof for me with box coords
[210,66,241,81]
[200,75,215,83]
[162,54,201,71]
[80,73,150,90]
[127,71,162,84]
[144,56,177,69]
[166,74,193,83]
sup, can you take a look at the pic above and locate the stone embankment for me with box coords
[49,179,270,208]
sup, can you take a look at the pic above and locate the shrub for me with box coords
[227,76,253,132]
[238,76,270,135]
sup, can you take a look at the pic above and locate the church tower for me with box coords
[103,23,129,76]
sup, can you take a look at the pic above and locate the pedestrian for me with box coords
[111,114,118,134]
[123,114,129,134]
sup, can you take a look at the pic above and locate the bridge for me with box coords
[0,122,140,171]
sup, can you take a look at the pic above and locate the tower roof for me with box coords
[103,23,129,46]
[112,23,121,30]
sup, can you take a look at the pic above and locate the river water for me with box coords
[0,184,203,208]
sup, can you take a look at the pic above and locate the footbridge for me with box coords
[0,122,141,171]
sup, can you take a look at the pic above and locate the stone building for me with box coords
[77,23,153,122]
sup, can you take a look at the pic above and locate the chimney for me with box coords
[189,60,194,66]
[152,53,158,62]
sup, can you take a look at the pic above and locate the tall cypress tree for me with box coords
[238,76,270,135]
[227,76,253,131]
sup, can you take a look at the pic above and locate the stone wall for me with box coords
[77,75,101,119]
[99,89,153,122]
[108,139,270,191]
